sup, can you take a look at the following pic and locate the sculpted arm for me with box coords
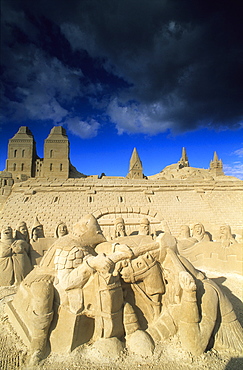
[178,272,218,355]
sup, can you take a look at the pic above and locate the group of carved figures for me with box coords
[0,219,68,286]
[0,216,242,365]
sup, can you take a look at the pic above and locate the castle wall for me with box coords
[0,177,242,238]
[1,177,242,273]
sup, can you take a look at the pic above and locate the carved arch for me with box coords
[92,206,165,239]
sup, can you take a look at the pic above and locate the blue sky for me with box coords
[1,0,243,178]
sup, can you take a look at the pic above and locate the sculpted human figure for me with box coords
[30,217,45,243]
[138,218,150,235]
[8,214,124,365]
[55,221,68,238]
[7,216,242,364]
[176,225,197,253]
[114,217,127,238]
[178,225,190,239]
[0,225,32,286]
[191,222,210,242]
[15,221,30,243]
[217,224,238,248]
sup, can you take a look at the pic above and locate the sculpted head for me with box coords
[72,214,106,246]
[17,221,28,236]
[32,225,44,241]
[56,222,68,238]
[114,217,126,236]
[139,218,150,235]
[16,221,30,242]
[219,224,232,239]
[179,225,190,238]
[1,225,13,241]
[31,217,44,241]
[192,222,205,236]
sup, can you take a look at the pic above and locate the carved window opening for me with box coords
[119,196,124,203]
[53,196,59,203]
[3,180,7,186]
[14,150,17,158]
[60,163,63,171]
[50,150,53,158]
[176,196,181,202]
[21,163,24,171]
[22,149,25,158]
[147,196,152,203]
[50,163,53,171]
[13,163,16,171]
[88,196,94,203]
[24,197,29,203]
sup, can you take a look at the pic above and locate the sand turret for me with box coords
[209,151,224,176]
[127,148,144,179]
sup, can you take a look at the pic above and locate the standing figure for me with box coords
[0,225,32,286]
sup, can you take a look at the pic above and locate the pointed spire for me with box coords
[129,148,142,171]
[178,147,189,168]
[209,151,224,176]
[127,148,144,179]
[182,147,188,161]
[213,151,219,161]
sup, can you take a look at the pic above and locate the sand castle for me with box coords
[0,126,242,366]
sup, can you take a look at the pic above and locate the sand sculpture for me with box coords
[114,217,127,238]
[0,225,32,286]
[0,126,242,366]
[5,214,242,366]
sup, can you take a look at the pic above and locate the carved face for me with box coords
[193,223,203,235]
[219,225,231,238]
[33,225,44,238]
[116,223,125,233]
[19,224,28,236]
[139,223,150,235]
[180,225,190,238]
[57,223,68,237]
[1,226,13,240]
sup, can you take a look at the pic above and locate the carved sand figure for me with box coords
[116,233,243,356]
[30,217,45,243]
[15,221,30,243]
[6,215,125,365]
[114,217,127,238]
[55,221,68,238]
[191,222,211,242]
[138,218,150,236]
[178,225,191,239]
[176,224,198,253]
[6,216,243,366]
[217,224,238,248]
[0,225,32,286]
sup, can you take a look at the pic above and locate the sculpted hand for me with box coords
[88,253,115,273]
[179,271,196,292]
[12,241,23,254]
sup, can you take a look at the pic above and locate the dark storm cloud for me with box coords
[1,0,243,136]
